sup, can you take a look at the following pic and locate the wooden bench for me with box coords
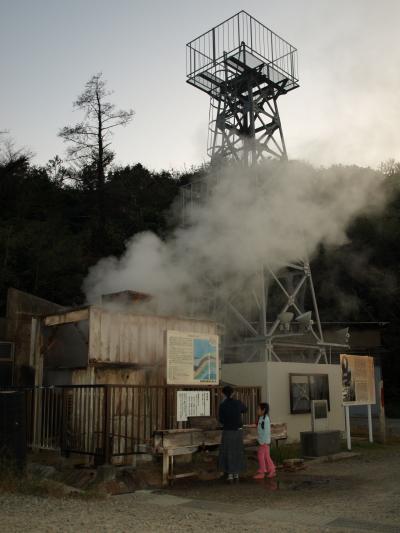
[153,423,287,486]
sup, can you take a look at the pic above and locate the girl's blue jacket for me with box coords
[257,414,271,445]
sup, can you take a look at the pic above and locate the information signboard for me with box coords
[340,354,376,406]
[166,330,219,385]
[176,390,211,422]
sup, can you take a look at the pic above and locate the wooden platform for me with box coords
[153,423,287,486]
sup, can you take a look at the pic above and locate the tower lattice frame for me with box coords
[184,11,348,363]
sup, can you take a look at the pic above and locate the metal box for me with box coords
[300,430,341,457]
[0,391,27,470]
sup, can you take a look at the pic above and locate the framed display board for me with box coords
[176,390,211,422]
[166,330,219,385]
[289,373,330,414]
[340,354,375,405]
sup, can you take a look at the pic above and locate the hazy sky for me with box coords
[1,0,399,171]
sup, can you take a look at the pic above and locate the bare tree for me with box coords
[60,73,133,181]
[59,73,134,245]
[379,159,400,177]
[0,132,33,165]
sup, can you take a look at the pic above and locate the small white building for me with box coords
[222,360,345,441]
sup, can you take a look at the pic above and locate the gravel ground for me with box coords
[0,492,329,533]
[1,443,400,532]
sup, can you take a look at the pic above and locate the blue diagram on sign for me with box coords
[193,338,217,382]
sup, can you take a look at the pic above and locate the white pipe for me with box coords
[345,405,351,450]
[367,404,373,443]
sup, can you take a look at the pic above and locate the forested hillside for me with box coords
[0,150,203,309]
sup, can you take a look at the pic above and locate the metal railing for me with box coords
[186,10,298,88]
[3,385,261,463]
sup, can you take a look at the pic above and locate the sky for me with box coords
[1,0,400,171]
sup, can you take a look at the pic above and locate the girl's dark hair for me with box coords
[259,402,270,430]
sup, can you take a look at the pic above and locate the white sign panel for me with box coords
[311,399,329,432]
[176,390,211,422]
[166,330,219,385]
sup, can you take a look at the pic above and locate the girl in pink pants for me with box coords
[253,402,276,479]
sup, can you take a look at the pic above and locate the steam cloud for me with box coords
[83,160,386,316]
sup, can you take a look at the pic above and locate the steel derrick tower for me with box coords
[183,11,347,363]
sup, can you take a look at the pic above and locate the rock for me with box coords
[27,463,56,479]
[95,464,116,483]
[283,458,304,466]
[49,480,84,496]
[282,458,306,472]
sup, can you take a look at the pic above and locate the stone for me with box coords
[27,463,56,479]
[95,464,116,483]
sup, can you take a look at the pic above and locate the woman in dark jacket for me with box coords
[218,385,247,483]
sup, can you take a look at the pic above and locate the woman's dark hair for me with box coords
[222,385,234,398]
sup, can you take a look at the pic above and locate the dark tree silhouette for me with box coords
[59,73,134,175]
[59,73,134,249]
[0,133,33,165]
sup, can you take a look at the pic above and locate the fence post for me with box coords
[103,385,112,464]
[378,379,386,444]
[32,387,41,452]
[163,387,169,429]
[60,388,67,454]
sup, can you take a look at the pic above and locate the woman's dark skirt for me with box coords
[218,429,246,474]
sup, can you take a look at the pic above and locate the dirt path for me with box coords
[1,443,400,532]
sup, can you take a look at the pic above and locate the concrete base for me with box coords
[300,430,341,457]
[304,451,359,463]
[95,464,116,482]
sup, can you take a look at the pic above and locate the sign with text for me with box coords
[340,354,376,406]
[166,330,219,385]
[176,390,211,422]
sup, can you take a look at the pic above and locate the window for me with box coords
[289,373,330,414]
